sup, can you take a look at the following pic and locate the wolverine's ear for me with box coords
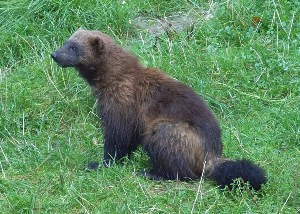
[90,36,104,52]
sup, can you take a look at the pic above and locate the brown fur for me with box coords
[51,29,267,190]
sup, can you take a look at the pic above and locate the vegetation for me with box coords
[0,0,299,213]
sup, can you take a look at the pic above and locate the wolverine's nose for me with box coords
[51,52,57,59]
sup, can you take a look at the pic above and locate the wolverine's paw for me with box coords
[83,160,113,172]
[135,169,165,181]
[84,161,100,172]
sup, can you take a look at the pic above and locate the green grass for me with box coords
[0,0,299,213]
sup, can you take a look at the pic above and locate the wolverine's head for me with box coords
[51,29,108,68]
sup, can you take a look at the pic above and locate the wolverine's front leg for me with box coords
[98,99,139,167]
[102,132,132,166]
[86,131,131,169]
[101,114,139,166]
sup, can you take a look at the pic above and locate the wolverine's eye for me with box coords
[69,44,78,52]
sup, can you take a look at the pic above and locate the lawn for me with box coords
[0,0,299,213]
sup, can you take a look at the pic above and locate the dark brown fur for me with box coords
[51,29,267,190]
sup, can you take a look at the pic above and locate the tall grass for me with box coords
[0,0,299,213]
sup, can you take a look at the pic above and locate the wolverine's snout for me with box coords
[51,52,57,59]
[51,51,63,67]
[51,50,73,68]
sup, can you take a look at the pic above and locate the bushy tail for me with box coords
[209,159,267,191]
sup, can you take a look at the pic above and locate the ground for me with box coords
[0,0,299,213]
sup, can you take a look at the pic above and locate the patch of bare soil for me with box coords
[130,9,213,38]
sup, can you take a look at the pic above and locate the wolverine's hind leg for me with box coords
[141,119,207,180]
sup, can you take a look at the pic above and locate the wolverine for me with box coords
[51,29,267,190]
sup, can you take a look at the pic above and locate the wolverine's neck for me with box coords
[75,64,99,86]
